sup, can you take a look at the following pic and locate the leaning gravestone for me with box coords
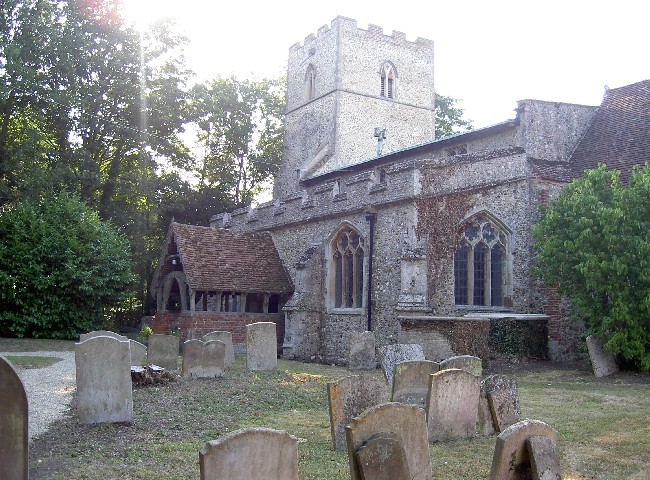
[75,336,133,424]
[484,374,521,432]
[199,427,298,480]
[182,339,225,378]
[348,331,376,370]
[327,374,388,450]
[0,356,28,480]
[489,419,560,480]
[378,344,425,386]
[527,434,563,480]
[355,432,411,480]
[148,334,180,371]
[586,334,619,378]
[426,368,480,442]
[246,322,277,371]
[346,402,432,480]
[391,360,440,408]
[439,354,482,376]
[203,331,235,369]
[129,340,147,367]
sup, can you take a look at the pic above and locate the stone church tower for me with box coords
[273,16,436,199]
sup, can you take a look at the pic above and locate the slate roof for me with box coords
[159,223,293,294]
[569,80,650,182]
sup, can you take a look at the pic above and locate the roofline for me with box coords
[300,117,520,186]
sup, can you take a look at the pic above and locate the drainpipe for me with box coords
[365,211,377,331]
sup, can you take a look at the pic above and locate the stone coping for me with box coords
[397,313,549,322]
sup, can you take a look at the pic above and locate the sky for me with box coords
[125,0,649,129]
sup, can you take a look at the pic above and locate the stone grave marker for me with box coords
[484,374,521,432]
[79,330,127,342]
[75,336,133,424]
[182,339,226,378]
[246,322,277,371]
[129,340,147,367]
[327,374,388,450]
[586,334,619,378]
[426,368,480,442]
[0,356,28,480]
[439,354,482,376]
[148,334,180,371]
[199,427,298,480]
[346,402,432,480]
[355,432,411,480]
[203,331,235,368]
[478,380,496,436]
[489,419,559,480]
[528,435,563,480]
[378,343,425,386]
[391,360,440,408]
[348,331,376,370]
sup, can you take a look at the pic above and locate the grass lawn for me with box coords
[8,338,647,480]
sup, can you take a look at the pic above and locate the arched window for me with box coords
[380,63,396,99]
[454,215,509,306]
[331,225,365,309]
[305,64,315,101]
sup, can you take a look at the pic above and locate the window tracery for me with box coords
[331,226,365,309]
[380,63,396,99]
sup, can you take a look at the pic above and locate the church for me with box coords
[150,16,650,364]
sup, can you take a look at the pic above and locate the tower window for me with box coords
[380,63,396,99]
[305,64,316,101]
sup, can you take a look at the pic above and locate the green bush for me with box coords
[0,192,134,338]
[533,164,650,371]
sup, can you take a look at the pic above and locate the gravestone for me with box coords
[129,340,147,367]
[391,360,440,408]
[148,334,180,371]
[75,336,133,424]
[327,375,388,450]
[489,419,559,480]
[203,331,235,368]
[346,403,432,480]
[378,344,425,386]
[182,340,226,378]
[79,330,127,342]
[426,368,480,442]
[484,374,521,432]
[246,322,277,371]
[355,432,411,480]
[439,354,482,376]
[477,382,496,436]
[348,331,376,370]
[0,356,28,480]
[527,435,563,480]
[586,334,619,378]
[199,427,298,480]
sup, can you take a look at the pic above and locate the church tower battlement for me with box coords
[274,16,436,199]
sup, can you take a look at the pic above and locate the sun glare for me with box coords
[122,0,175,31]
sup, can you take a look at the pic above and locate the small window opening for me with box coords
[380,63,396,99]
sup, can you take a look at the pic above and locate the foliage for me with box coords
[0,192,134,338]
[434,93,473,139]
[533,164,650,371]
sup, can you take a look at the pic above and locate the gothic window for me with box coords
[380,63,396,99]
[305,64,316,101]
[454,215,509,306]
[331,226,366,309]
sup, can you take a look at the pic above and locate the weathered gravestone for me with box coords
[355,432,411,480]
[75,336,133,424]
[489,419,560,480]
[484,374,521,432]
[391,360,440,408]
[148,334,180,371]
[426,368,480,442]
[79,330,127,342]
[246,322,277,371]
[327,374,388,450]
[129,340,147,367]
[0,356,28,480]
[348,331,376,370]
[199,427,298,480]
[203,331,235,369]
[378,343,425,386]
[478,380,496,436]
[346,403,432,480]
[439,354,482,376]
[586,334,619,378]
[182,339,226,378]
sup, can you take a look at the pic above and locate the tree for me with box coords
[533,164,650,371]
[188,76,285,206]
[435,93,473,139]
[0,192,134,338]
